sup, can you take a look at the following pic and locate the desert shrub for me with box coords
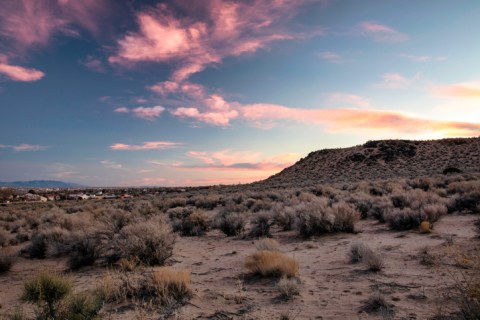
[363,250,385,272]
[58,293,102,320]
[255,238,279,251]
[245,251,299,278]
[97,209,132,236]
[249,211,272,238]
[449,191,480,214]
[276,276,300,299]
[250,199,273,213]
[21,270,72,320]
[66,231,101,270]
[214,212,246,236]
[0,227,10,247]
[95,271,118,303]
[114,218,175,266]
[272,206,296,231]
[8,308,28,320]
[163,197,187,210]
[0,247,16,273]
[475,219,480,238]
[180,210,209,236]
[443,167,463,174]
[25,227,71,259]
[348,242,372,264]
[385,203,447,231]
[143,267,192,305]
[192,195,221,210]
[296,199,360,237]
[331,202,361,233]
[360,292,394,315]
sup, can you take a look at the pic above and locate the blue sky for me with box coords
[0,0,479,186]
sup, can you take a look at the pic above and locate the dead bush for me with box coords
[114,218,175,266]
[245,251,299,278]
[363,250,385,272]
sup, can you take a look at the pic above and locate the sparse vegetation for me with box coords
[255,238,280,251]
[0,247,16,273]
[276,276,300,299]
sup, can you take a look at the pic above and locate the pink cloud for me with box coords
[0,56,45,81]
[79,55,105,73]
[359,21,408,43]
[110,0,317,82]
[400,54,447,62]
[114,107,129,113]
[131,106,165,120]
[184,149,300,172]
[13,144,48,152]
[110,141,181,151]
[433,82,480,98]
[319,51,343,64]
[378,73,411,89]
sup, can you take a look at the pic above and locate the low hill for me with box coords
[0,180,83,188]
[264,137,480,186]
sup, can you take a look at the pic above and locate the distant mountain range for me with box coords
[0,180,84,188]
[264,137,480,186]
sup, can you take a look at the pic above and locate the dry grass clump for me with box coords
[146,267,192,305]
[276,276,300,300]
[0,247,16,273]
[245,251,299,278]
[255,238,280,251]
[295,199,360,237]
[360,292,394,316]
[348,242,371,263]
[347,242,384,271]
[214,211,246,236]
[180,210,209,236]
[114,218,175,266]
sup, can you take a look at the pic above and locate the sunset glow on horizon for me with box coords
[1,0,479,186]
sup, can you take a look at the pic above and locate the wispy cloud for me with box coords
[109,0,318,82]
[325,92,371,109]
[359,21,408,43]
[110,141,181,151]
[400,54,446,62]
[432,82,480,98]
[114,107,129,113]
[100,159,122,169]
[12,144,49,152]
[0,55,44,81]
[112,105,166,120]
[184,149,300,172]
[376,72,419,89]
[319,51,344,64]
[0,0,113,54]
[79,55,105,73]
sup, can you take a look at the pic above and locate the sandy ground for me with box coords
[1,214,478,320]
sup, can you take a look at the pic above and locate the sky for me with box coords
[0,0,480,187]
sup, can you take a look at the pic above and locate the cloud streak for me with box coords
[184,149,300,172]
[0,55,44,81]
[12,144,49,152]
[359,21,408,43]
[110,141,181,151]
[433,82,480,98]
[110,0,317,82]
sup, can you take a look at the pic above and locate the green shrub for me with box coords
[21,270,72,319]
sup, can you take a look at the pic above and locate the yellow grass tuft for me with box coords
[150,267,192,305]
[420,221,431,233]
[245,250,299,278]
